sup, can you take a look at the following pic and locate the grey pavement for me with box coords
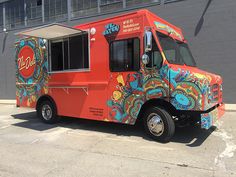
[0,104,235,177]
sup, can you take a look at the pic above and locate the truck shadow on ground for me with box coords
[11,111,215,147]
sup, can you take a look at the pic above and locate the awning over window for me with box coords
[16,23,84,39]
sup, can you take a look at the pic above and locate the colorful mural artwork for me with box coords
[16,38,49,107]
[201,107,219,129]
[107,61,219,124]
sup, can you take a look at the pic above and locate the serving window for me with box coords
[49,32,89,72]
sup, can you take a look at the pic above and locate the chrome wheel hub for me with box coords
[42,104,52,120]
[147,113,164,136]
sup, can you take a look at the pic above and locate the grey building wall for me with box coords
[0,0,8,3]
[0,30,16,99]
[0,0,236,103]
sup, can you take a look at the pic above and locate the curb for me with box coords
[0,100,16,105]
[225,104,236,111]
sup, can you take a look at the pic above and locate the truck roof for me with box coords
[74,9,182,38]
[16,9,184,42]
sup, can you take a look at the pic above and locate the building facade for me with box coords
[0,0,236,103]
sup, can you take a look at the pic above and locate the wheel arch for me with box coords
[137,98,177,121]
[36,95,57,113]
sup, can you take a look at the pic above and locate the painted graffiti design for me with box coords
[107,61,216,124]
[154,21,183,41]
[17,46,36,78]
[16,38,49,107]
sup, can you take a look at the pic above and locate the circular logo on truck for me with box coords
[17,46,36,78]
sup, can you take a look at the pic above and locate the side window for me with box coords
[51,40,64,71]
[110,38,140,72]
[146,37,163,69]
[50,32,89,72]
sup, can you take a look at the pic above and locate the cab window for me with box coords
[146,36,163,69]
[110,38,140,72]
[157,32,184,65]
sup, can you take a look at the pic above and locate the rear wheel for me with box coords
[143,106,175,143]
[37,100,58,124]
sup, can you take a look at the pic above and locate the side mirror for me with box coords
[142,54,150,65]
[144,30,152,52]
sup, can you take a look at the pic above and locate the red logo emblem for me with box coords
[17,46,36,78]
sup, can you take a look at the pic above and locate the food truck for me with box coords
[15,9,224,142]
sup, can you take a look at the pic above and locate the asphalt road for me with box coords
[0,104,235,177]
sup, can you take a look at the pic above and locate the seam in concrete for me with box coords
[88,149,214,172]
[13,134,213,173]
[41,142,215,173]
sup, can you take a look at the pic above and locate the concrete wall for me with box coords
[0,0,236,103]
[0,30,16,99]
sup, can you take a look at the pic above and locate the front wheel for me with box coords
[37,100,58,124]
[143,106,175,143]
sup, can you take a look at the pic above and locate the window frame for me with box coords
[156,31,197,66]
[44,0,68,22]
[109,37,140,72]
[0,4,3,30]
[145,34,164,70]
[100,0,123,6]
[48,31,90,74]
[5,0,25,29]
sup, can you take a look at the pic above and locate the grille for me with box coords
[211,84,219,102]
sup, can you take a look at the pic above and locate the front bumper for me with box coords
[201,103,225,129]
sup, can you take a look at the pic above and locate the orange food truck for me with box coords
[15,9,224,142]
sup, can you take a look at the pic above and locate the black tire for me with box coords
[37,100,58,124]
[143,106,175,143]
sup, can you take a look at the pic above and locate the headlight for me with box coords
[220,84,223,91]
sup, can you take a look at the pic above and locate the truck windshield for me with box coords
[156,32,196,67]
